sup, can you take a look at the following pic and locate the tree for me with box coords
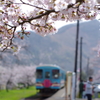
[0,0,99,51]
[15,66,36,88]
[83,67,94,80]
[0,66,36,90]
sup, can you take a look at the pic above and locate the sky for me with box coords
[55,20,91,29]
[54,21,75,28]
[56,15,100,29]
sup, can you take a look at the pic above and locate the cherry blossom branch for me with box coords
[76,0,85,3]
[0,27,17,52]
[0,0,99,52]
[19,9,56,25]
[20,0,48,11]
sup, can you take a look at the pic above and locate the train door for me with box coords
[43,68,52,88]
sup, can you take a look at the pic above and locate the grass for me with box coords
[0,86,38,100]
[96,93,100,98]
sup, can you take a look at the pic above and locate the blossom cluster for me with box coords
[0,66,36,89]
[0,0,99,51]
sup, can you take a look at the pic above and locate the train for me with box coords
[35,64,66,93]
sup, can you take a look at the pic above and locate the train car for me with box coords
[35,64,66,93]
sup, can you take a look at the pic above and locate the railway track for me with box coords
[22,92,54,100]
[23,96,44,100]
[22,88,60,100]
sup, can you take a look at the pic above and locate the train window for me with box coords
[45,72,50,78]
[36,69,43,79]
[52,70,59,79]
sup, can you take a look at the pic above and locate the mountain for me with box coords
[0,20,100,72]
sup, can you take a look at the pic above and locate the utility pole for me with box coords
[80,37,83,81]
[74,20,79,98]
[87,57,89,81]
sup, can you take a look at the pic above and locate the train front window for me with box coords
[52,70,59,79]
[36,69,43,79]
[45,72,50,78]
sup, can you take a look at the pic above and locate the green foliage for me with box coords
[0,86,37,100]
[98,93,100,98]
[81,72,87,81]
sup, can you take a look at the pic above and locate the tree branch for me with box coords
[76,0,85,3]
[19,9,56,25]
[20,0,48,11]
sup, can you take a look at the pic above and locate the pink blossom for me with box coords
[0,0,99,51]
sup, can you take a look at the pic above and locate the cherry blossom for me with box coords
[0,66,36,89]
[0,0,99,51]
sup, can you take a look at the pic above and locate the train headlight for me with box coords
[51,82,60,86]
[36,82,43,86]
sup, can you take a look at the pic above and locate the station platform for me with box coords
[76,99,100,100]
[45,88,100,100]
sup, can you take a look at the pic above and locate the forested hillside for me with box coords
[0,20,100,71]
